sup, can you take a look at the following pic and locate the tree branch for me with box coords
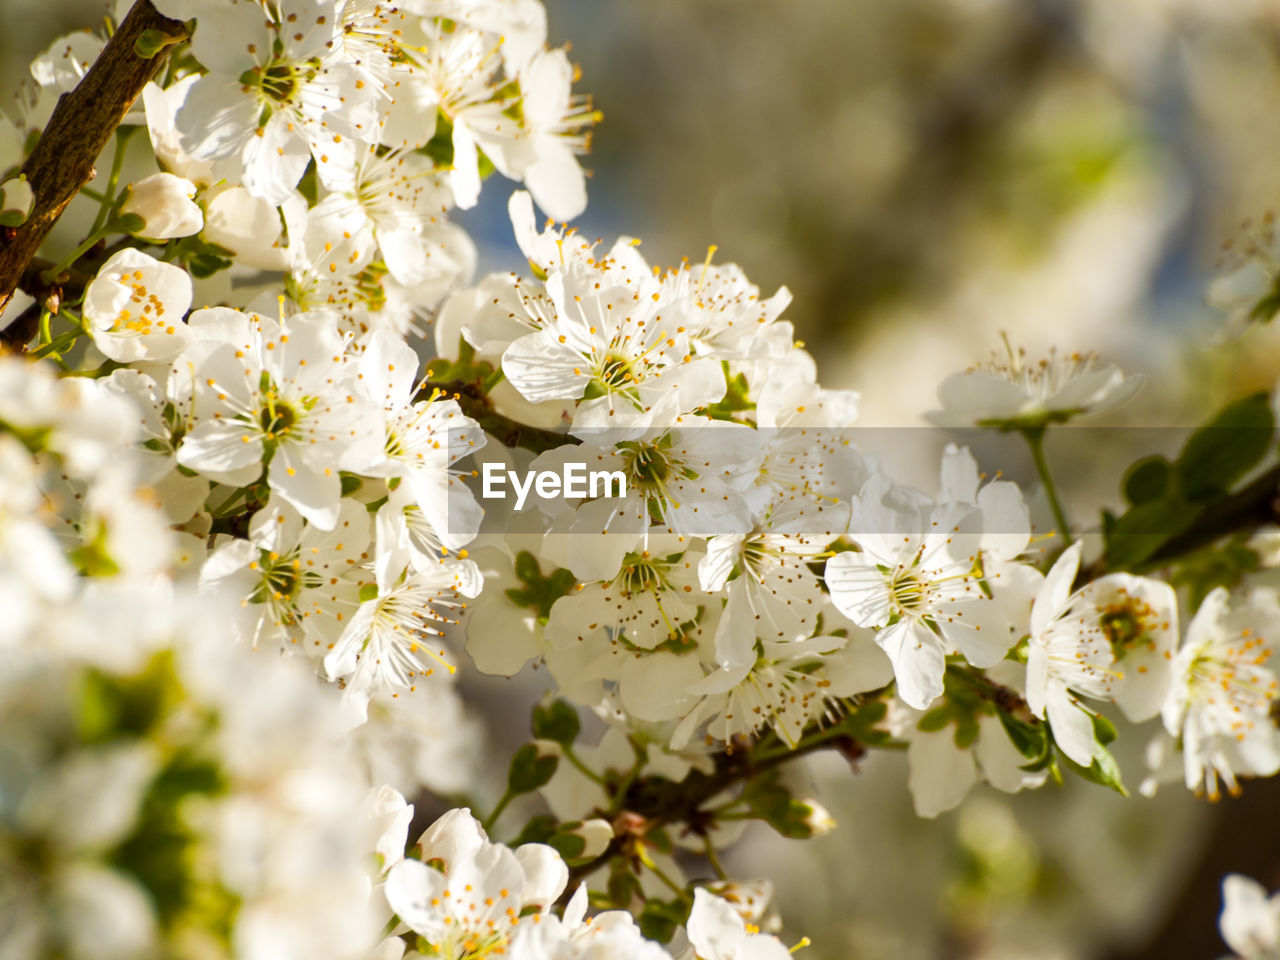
[1079,462,1280,583]
[560,727,867,899]
[0,0,189,313]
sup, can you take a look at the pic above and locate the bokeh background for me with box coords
[8,0,1280,957]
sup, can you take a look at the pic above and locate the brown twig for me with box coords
[0,0,189,312]
[559,729,862,900]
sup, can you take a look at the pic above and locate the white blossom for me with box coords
[84,249,192,363]
[927,337,1142,429]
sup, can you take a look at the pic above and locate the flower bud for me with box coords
[0,175,33,226]
[566,818,613,860]
[795,798,836,837]
[119,172,202,240]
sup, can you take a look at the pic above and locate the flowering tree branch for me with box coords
[561,728,867,900]
[0,0,188,313]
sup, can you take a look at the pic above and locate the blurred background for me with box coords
[9,0,1280,956]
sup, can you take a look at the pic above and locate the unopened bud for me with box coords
[0,175,33,227]
[566,818,613,860]
[796,798,836,837]
[119,172,202,240]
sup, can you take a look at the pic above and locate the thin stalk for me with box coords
[482,789,514,833]
[40,227,110,284]
[89,125,138,237]
[704,837,728,880]
[563,746,606,786]
[638,850,690,903]
[1022,426,1073,547]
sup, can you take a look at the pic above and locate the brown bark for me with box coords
[0,1,189,313]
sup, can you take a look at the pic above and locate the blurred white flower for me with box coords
[927,338,1142,429]
[1220,873,1280,960]
[687,887,793,960]
[1208,212,1280,329]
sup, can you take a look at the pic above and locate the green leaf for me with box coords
[742,770,817,838]
[547,831,586,860]
[115,212,148,235]
[134,28,182,59]
[1249,280,1280,323]
[505,551,577,623]
[419,111,454,168]
[109,750,228,925]
[703,366,755,422]
[1060,744,1128,796]
[1122,455,1173,505]
[531,698,580,745]
[1177,392,1274,502]
[996,710,1049,762]
[953,713,980,750]
[1103,498,1200,570]
[607,863,641,909]
[339,472,363,497]
[916,705,952,732]
[297,161,319,206]
[512,815,558,846]
[1170,537,1260,611]
[637,898,688,943]
[507,743,559,795]
[1054,715,1128,796]
[1090,709,1118,746]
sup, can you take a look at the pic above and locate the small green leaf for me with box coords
[134,28,182,59]
[531,698,580,745]
[996,710,1048,762]
[547,831,586,860]
[505,551,577,623]
[1090,710,1118,746]
[507,743,559,795]
[637,898,688,943]
[953,714,980,750]
[115,212,148,235]
[916,706,952,732]
[512,815,558,846]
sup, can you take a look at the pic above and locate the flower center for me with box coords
[240,56,319,109]
[258,397,298,438]
[249,549,323,610]
[889,567,930,614]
